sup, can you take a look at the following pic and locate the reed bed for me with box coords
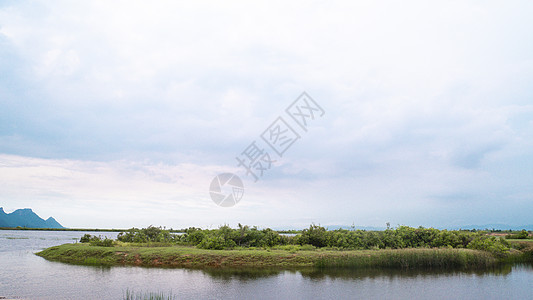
[314,248,496,269]
[37,244,508,270]
[123,289,176,300]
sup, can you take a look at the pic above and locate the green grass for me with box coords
[506,239,533,243]
[35,243,523,270]
[314,248,496,269]
[505,240,533,263]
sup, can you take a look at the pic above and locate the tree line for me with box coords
[77,224,522,257]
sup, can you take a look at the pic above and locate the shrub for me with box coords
[80,234,114,247]
[467,236,510,258]
[113,224,519,258]
[183,228,205,245]
[117,228,147,243]
[261,228,286,247]
[506,230,530,240]
[197,234,236,250]
[298,224,328,247]
[80,234,94,243]
[90,237,114,247]
[118,226,180,244]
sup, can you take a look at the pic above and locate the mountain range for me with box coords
[0,207,65,229]
[275,224,533,231]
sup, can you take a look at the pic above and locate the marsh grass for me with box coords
[123,289,176,300]
[36,244,520,270]
[314,248,496,269]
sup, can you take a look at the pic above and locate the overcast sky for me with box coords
[1,1,532,229]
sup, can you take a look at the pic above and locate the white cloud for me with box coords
[1,1,532,228]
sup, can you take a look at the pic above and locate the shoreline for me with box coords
[0,227,125,232]
[0,227,186,233]
[35,243,532,270]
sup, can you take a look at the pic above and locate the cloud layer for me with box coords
[1,1,532,228]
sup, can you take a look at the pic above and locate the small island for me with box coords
[37,225,533,270]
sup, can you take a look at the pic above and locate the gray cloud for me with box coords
[0,1,532,228]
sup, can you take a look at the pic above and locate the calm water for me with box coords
[1,230,532,300]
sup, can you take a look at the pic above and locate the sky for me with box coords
[0,0,532,229]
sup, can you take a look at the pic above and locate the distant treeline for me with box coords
[0,227,125,232]
[77,224,532,258]
[3,226,530,234]
[0,227,187,233]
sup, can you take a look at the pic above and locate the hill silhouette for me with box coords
[0,207,65,229]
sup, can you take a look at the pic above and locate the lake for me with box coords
[1,230,532,299]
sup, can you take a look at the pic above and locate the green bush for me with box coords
[183,228,205,245]
[118,226,180,244]
[113,224,519,258]
[467,236,510,258]
[90,237,114,247]
[298,224,328,247]
[80,234,94,243]
[80,234,114,247]
[197,234,236,250]
[506,230,530,240]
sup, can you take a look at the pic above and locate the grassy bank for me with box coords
[36,243,511,270]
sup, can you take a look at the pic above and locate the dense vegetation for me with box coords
[79,224,532,259]
[80,233,114,247]
[506,229,530,240]
[35,225,533,270]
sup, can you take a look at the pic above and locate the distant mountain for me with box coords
[0,208,8,227]
[44,217,64,228]
[274,223,533,231]
[452,224,533,231]
[0,207,65,229]
[324,225,386,231]
[273,225,386,231]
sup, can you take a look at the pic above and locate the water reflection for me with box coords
[196,263,520,282]
[201,267,284,281]
[298,264,516,280]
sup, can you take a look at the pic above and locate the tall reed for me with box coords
[123,289,177,300]
[315,248,496,269]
